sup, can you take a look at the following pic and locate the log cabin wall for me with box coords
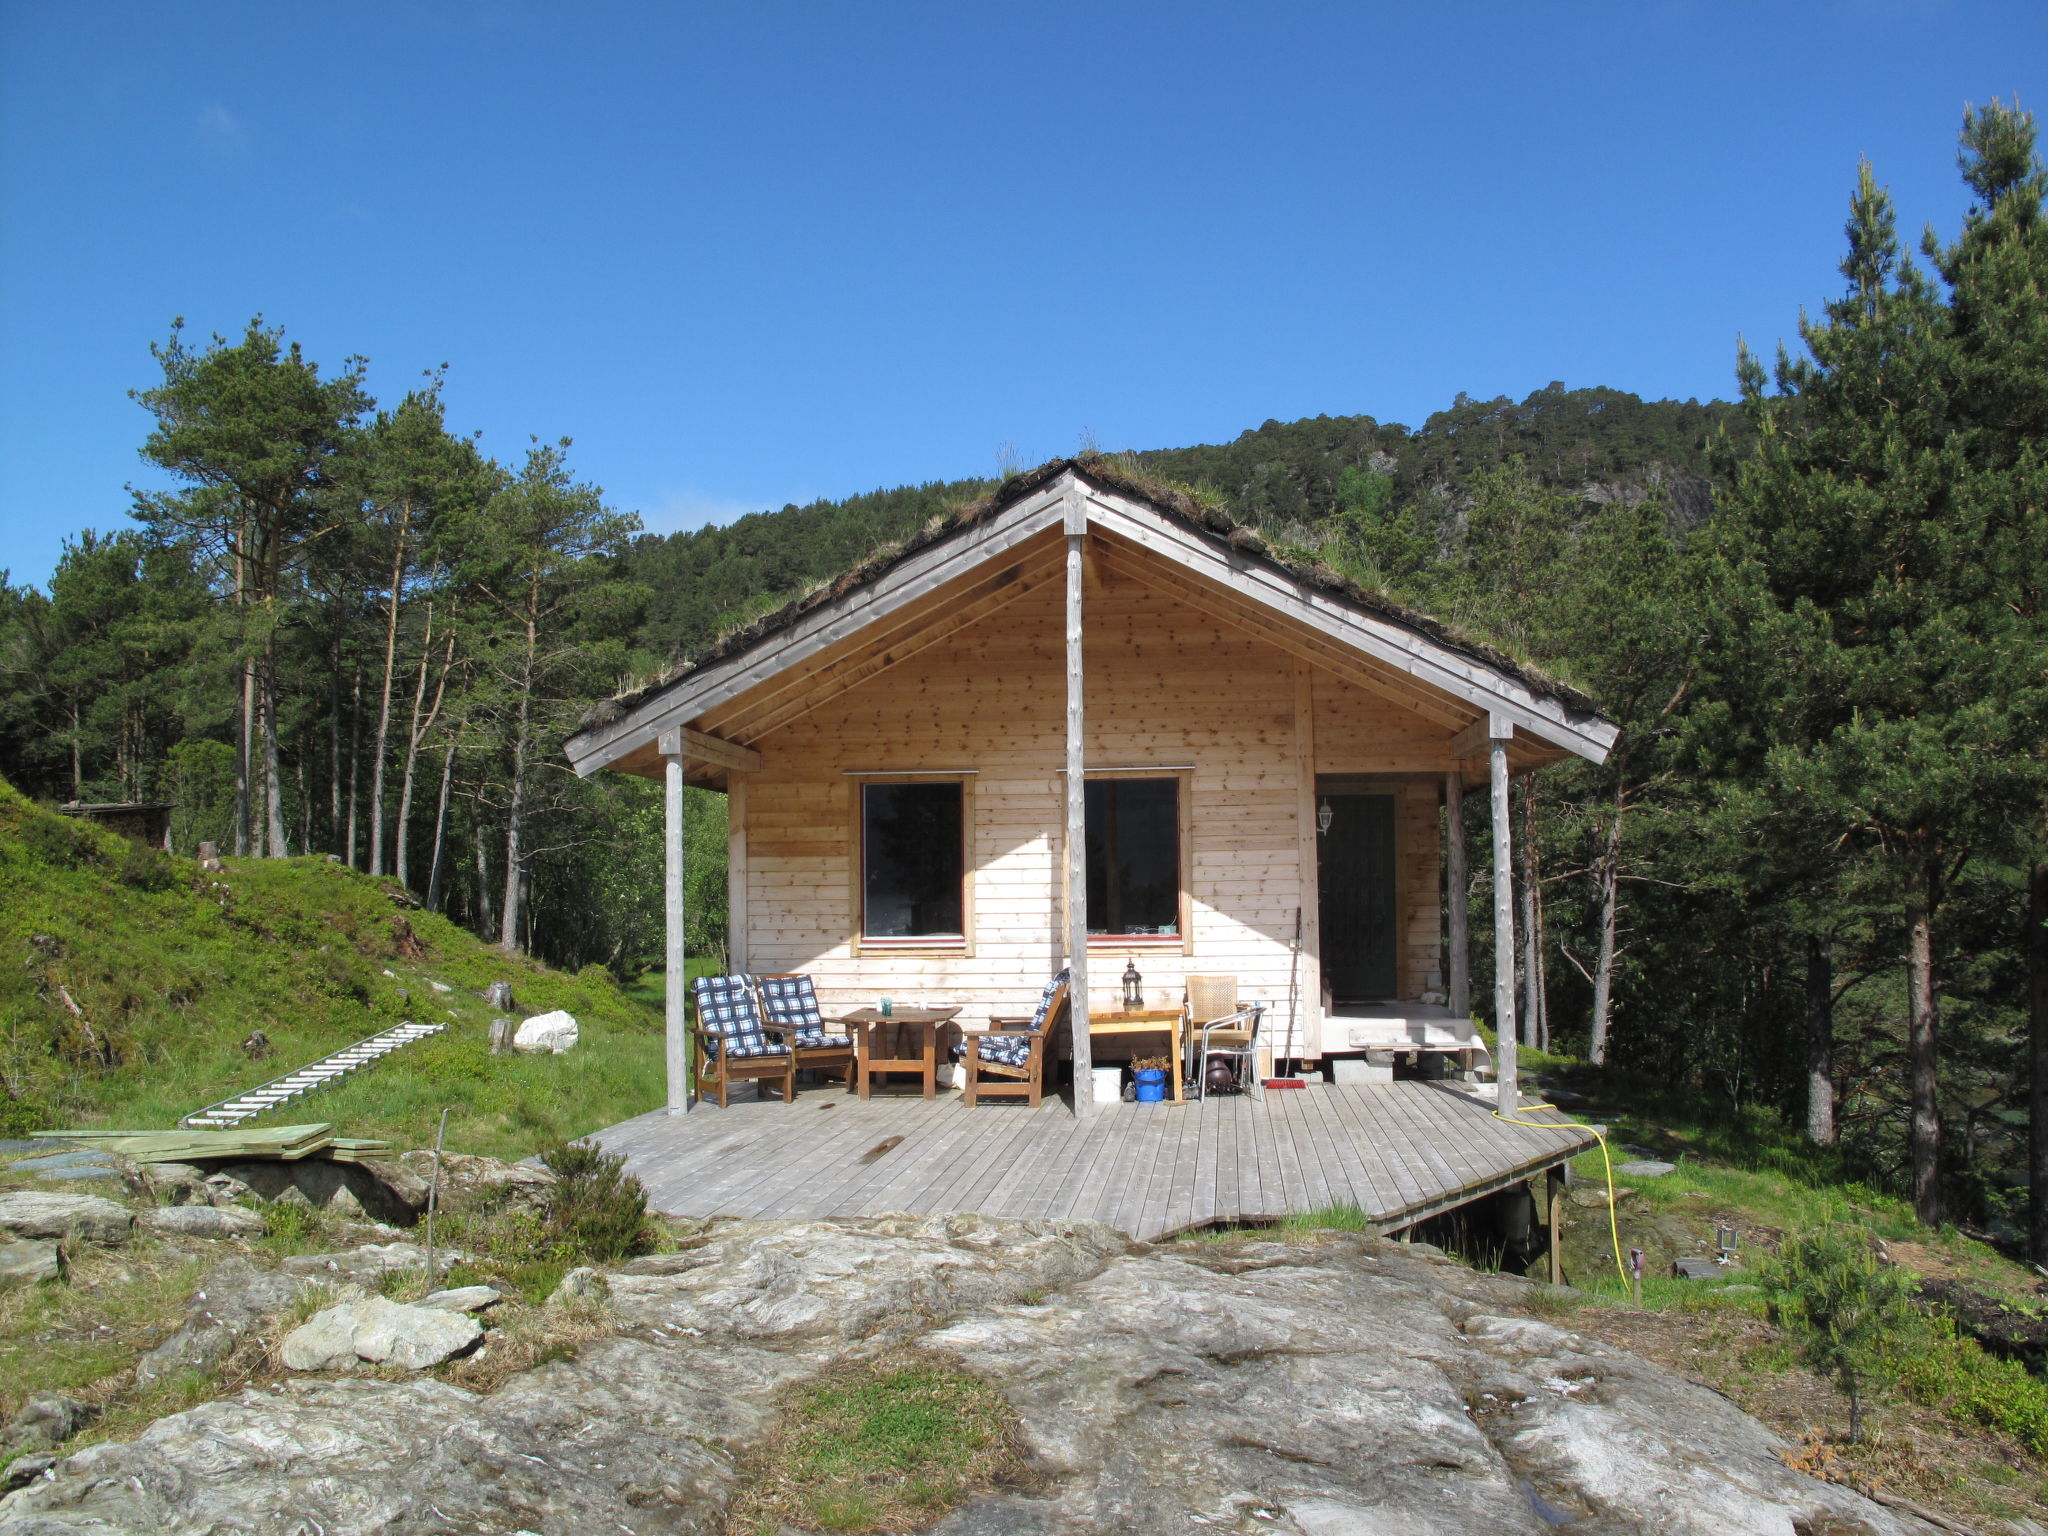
[736,569,1450,1050]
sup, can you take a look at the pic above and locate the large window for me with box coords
[1085,777,1182,939]
[860,780,966,944]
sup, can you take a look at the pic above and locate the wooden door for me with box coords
[1318,793,1397,1002]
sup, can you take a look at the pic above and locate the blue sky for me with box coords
[1,1,2041,589]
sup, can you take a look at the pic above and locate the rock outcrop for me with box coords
[0,1192,132,1245]
[1,1220,1944,1535]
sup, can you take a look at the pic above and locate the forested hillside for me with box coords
[0,103,2042,1254]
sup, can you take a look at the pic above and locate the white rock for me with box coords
[281,1296,482,1371]
[420,1285,502,1312]
[0,1192,134,1245]
[145,1206,266,1239]
[428,980,452,994]
[512,1010,579,1053]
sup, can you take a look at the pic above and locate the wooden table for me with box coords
[1088,1007,1187,1103]
[839,1007,963,1099]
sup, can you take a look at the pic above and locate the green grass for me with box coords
[0,773,671,1158]
[727,1355,1026,1533]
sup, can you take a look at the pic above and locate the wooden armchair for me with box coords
[689,974,796,1107]
[956,969,1069,1108]
[756,974,856,1086]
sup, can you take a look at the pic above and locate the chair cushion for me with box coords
[691,974,788,1059]
[758,975,852,1048]
[1029,967,1072,1030]
[978,1032,1035,1068]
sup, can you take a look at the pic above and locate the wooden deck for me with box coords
[589,1082,1595,1242]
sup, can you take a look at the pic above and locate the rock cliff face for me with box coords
[0,1216,1940,1536]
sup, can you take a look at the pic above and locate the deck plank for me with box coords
[596,1082,1595,1243]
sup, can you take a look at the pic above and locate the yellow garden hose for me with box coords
[1494,1103,1632,1289]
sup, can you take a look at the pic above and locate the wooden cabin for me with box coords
[566,459,1617,1119]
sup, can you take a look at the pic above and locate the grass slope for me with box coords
[0,775,662,1157]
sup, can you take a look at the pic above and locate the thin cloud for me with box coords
[195,104,248,150]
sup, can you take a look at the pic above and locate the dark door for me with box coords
[1318,793,1397,1002]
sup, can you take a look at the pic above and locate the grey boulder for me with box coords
[143,1205,265,1239]
[420,1284,502,1312]
[280,1295,482,1371]
[0,1192,132,1245]
[281,1241,460,1279]
[0,1240,60,1288]
[133,1258,312,1389]
[603,1212,1129,1343]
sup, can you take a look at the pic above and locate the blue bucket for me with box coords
[1133,1068,1167,1103]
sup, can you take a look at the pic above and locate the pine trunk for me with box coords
[1907,879,1942,1227]
[394,618,450,892]
[2027,859,2048,1263]
[328,636,343,855]
[344,665,363,868]
[1805,933,1837,1146]
[261,633,286,858]
[1586,793,1626,1065]
[1518,776,1541,1048]
[498,592,539,954]
[367,509,409,877]
[236,656,255,858]
[425,741,456,913]
[473,820,494,937]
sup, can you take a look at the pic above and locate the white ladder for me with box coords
[180,1022,446,1128]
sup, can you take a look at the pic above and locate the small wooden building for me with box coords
[566,459,1617,1113]
[57,800,174,852]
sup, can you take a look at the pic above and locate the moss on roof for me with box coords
[578,455,1600,736]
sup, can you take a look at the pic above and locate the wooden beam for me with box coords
[1445,771,1470,1020]
[1065,531,1092,1113]
[566,484,1067,774]
[660,726,760,774]
[1490,732,1517,1112]
[664,748,690,1114]
[1094,541,1471,732]
[710,544,1063,745]
[1085,493,1618,762]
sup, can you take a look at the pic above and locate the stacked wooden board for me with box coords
[32,1124,393,1164]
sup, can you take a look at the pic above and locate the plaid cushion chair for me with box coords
[690,973,796,1107]
[956,968,1068,1108]
[757,973,855,1086]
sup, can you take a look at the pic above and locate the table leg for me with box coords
[922,1027,937,1099]
[856,1022,872,1100]
[1172,1020,1184,1103]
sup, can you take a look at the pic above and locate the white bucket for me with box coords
[1092,1066,1126,1104]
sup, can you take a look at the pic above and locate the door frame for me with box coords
[1315,774,1406,1004]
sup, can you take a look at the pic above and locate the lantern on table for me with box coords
[1121,959,1143,1009]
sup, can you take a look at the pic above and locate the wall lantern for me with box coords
[1316,798,1334,837]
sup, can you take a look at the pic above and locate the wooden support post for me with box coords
[1444,770,1469,1020]
[726,775,748,973]
[661,730,690,1114]
[1293,663,1321,1065]
[1489,718,1517,1111]
[1064,521,1092,1113]
[1547,1163,1568,1287]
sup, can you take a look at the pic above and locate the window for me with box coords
[860,780,966,944]
[1085,777,1182,940]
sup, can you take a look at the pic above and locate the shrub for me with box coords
[1892,1321,2048,1455]
[540,1139,651,1263]
[1762,1227,1919,1443]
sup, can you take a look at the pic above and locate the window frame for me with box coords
[1074,767,1194,956]
[848,773,975,956]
